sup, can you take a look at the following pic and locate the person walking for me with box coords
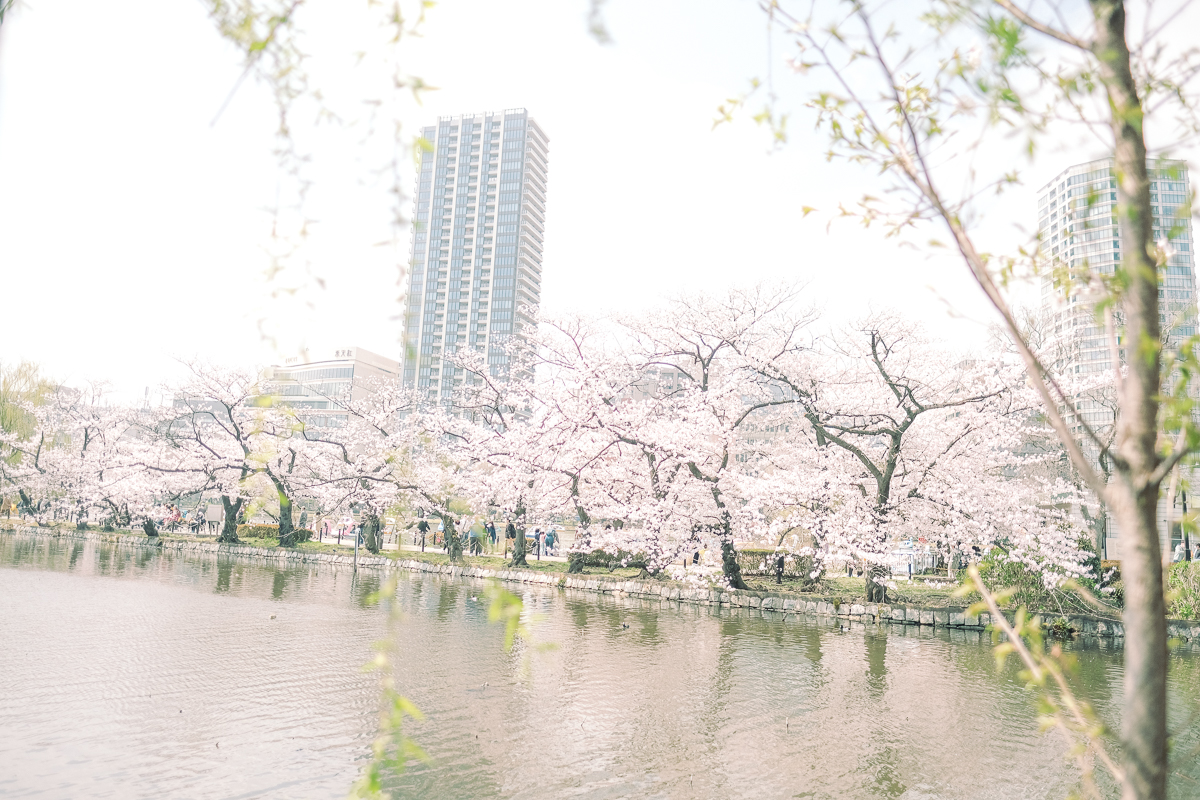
[469,517,486,556]
[545,527,556,556]
[417,519,429,551]
[508,520,523,556]
[486,520,497,552]
[532,528,543,559]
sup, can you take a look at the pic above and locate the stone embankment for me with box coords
[11,525,1200,645]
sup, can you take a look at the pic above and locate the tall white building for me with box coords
[1038,157,1196,374]
[402,109,549,399]
[1037,157,1197,557]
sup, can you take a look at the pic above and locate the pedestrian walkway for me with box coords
[388,540,569,563]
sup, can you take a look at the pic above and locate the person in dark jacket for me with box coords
[505,521,517,557]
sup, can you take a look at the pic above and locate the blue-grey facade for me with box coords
[402,109,549,397]
[1038,157,1197,560]
[1039,157,1196,376]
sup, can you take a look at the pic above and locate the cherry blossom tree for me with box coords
[601,286,819,588]
[740,2,1200,791]
[297,376,496,564]
[2,381,155,529]
[491,287,819,586]
[516,292,1089,597]
[751,314,1090,601]
[137,363,283,543]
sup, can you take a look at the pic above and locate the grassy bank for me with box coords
[745,574,962,606]
[0,521,1064,612]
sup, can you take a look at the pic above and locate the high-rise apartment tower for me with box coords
[1038,157,1197,557]
[402,109,549,398]
[1038,157,1196,375]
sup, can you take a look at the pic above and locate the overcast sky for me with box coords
[1,0,1191,401]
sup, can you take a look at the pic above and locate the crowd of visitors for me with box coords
[403,515,565,558]
[52,498,573,558]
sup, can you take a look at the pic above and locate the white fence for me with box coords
[890,550,941,577]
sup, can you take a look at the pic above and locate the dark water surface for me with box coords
[3,533,1200,800]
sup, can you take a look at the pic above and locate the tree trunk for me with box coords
[18,489,44,525]
[363,513,381,554]
[273,485,296,546]
[567,481,591,573]
[439,513,464,564]
[706,500,747,590]
[567,540,587,573]
[277,496,296,546]
[509,493,530,568]
[1088,3,1169,797]
[865,564,888,603]
[720,539,748,590]
[510,527,528,567]
[277,498,295,546]
[1081,501,1108,565]
[1110,483,1167,800]
[218,495,242,543]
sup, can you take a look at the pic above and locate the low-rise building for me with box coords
[265,347,400,427]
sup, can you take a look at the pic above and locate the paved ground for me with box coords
[387,540,569,563]
[308,532,571,563]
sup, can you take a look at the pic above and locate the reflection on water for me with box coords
[2,533,1199,799]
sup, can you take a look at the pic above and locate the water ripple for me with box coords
[3,534,1200,799]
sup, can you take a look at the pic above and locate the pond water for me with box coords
[3,533,1200,799]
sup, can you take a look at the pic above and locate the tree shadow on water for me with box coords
[353,573,381,608]
[566,598,591,632]
[67,541,84,570]
[134,547,155,570]
[96,545,112,575]
[860,632,906,798]
[436,584,460,621]
[271,569,287,600]
[215,560,233,594]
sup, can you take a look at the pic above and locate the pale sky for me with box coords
[2,0,1192,401]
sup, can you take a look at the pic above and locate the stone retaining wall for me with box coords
[9,525,1197,645]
